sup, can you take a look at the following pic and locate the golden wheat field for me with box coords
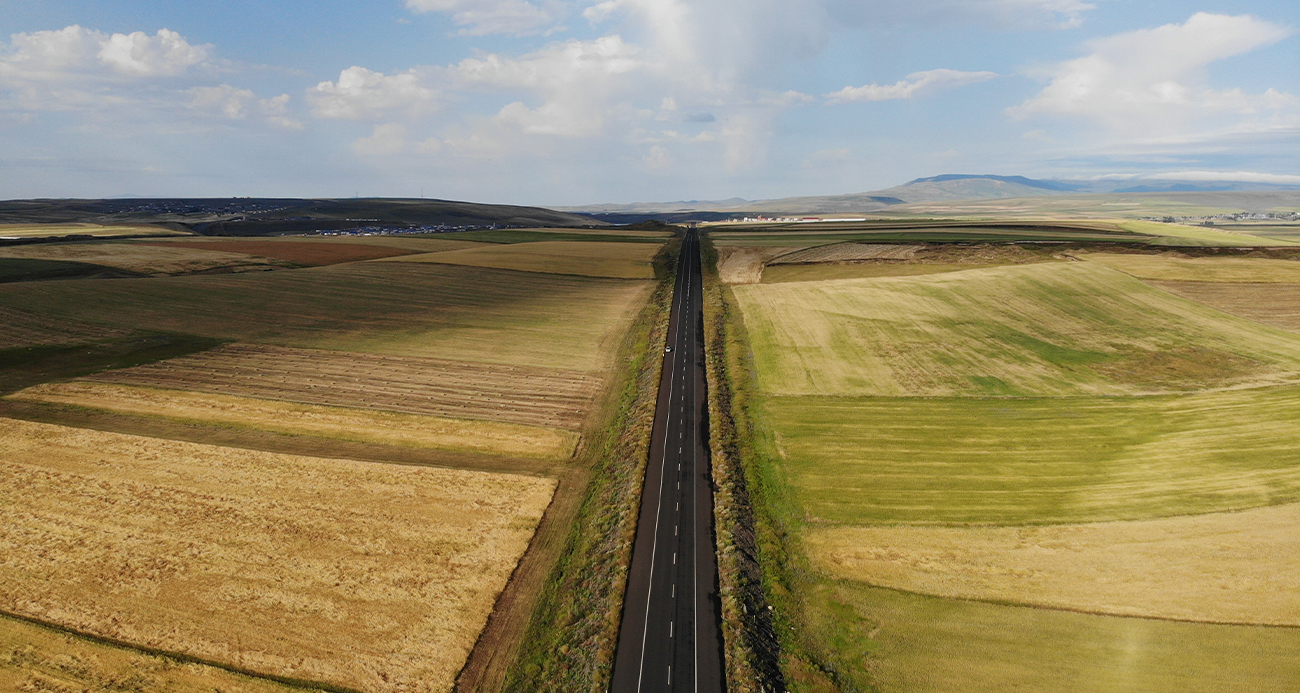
[0,243,282,275]
[384,240,662,278]
[8,381,577,459]
[0,613,315,693]
[0,417,556,693]
[0,224,179,239]
[805,502,1300,626]
[82,342,602,430]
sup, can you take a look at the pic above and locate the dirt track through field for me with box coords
[86,343,602,430]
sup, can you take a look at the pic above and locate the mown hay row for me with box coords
[85,342,602,429]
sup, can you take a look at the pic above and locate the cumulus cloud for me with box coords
[189,85,302,128]
[404,0,561,36]
[309,66,438,119]
[1012,13,1294,128]
[826,68,997,103]
[451,36,642,136]
[0,25,209,84]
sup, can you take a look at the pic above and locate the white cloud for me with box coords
[1152,170,1300,185]
[404,0,561,36]
[189,85,303,129]
[354,123,411,156]
[451,35,642,136]
[309,66,438,120]
[0,25,209,83]
[827,68,997,103]
[1013,13,1294,128]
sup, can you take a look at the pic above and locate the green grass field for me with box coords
[734,262,1300,397]
[0,262,651,371]
[767,386,1300,525]
[1084,252,1300,282]
[0,223,183,239]
[718,243,1300,692]
[806,582,1300,693]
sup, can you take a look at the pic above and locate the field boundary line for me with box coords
[0,608,353,693]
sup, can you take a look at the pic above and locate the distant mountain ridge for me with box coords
[556,174,1300,218]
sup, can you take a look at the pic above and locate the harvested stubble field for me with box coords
[0,417,555,693]
[10,381,576,459]
[79,342,601,430]
[0,242,283,275]
[0,306,129,350]
[806,502,1300,625]
[734,261,1300,397]
[139,240,419,266]
[768,243,924,264]
[382,240,663,279]
[155,235,489,253]
[0,263,651,371]
[807,582,1300,693]
[1153,281,1300,332]
[760,242,1060,283]
[1084,252,1300,282]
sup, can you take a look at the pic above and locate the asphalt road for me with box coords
[611,230,724,693]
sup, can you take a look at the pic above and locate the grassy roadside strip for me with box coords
[700,237,787,692]
[496,238,679,693]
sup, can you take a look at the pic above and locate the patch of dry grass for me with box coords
[0,417,555,693]
[734,262,1300,397]
[806,503,1300,626]
[0,613,316,693]
[81,342,602,430]
[715,246,804,284]
[383,240,662,278]
[8,381,577,459]
[1152,281,1300,332]
[1084,253,1300,282]
[768,244,923,263]
[0,243,281,275]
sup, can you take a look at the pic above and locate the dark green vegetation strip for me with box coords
[0,333,223,396]
[700,237,785,692]
[0,257,136,282]
[418,229,667,244]
[500,241,678,692]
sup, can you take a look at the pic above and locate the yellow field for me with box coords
[0,417,555,693]
[0,242,281,275]
[1117,220,1293,247]
[384,240,662,278]
[1084,252,1300,282]
[0,223,182,239]
[152,235,487,252]
[510,226,673,238]
[806,502,1300,626]
[734,262,1300,397]
[9,381,577,459]
[0,614,315,693]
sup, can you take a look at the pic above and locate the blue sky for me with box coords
[0,0,1296,204]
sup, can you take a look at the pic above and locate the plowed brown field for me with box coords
[84,342,602,429]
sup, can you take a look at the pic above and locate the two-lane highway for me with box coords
[611,230,724,693]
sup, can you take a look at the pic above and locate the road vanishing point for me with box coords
[612,229,725,693]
